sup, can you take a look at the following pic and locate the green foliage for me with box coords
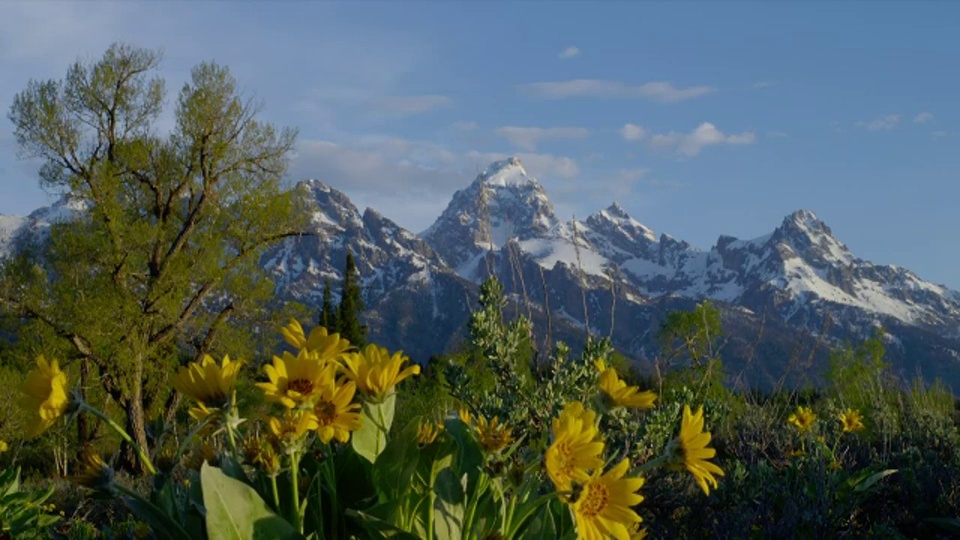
[200,463,299,540]
[352,394,396,464]
[318,280,337,332]
[1,42,306,471]
[0,467,60,538]
[336,252,366,347]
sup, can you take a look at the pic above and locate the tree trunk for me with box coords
[118,354,151,474]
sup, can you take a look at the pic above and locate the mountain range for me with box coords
[3,157,960,390]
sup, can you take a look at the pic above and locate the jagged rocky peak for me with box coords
[422,158,560,272]
[295,179,363,230]
[588,202,657,243]
[771,209,854,265]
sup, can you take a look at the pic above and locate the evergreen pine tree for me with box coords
[319,279,337,331]
[337,251,366,347]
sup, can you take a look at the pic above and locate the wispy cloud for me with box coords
[623,122,757,157]
[931,130,949,140]
[855,114,900,131]
[289,137,581,231]
[621,123,647,141]
[752,80,778,89]
[367,95,453,116]
[913,112,934,124]
[520,79,715,103]
[557,46,581,59]
[494,126,590,151]
[767,131,789,139]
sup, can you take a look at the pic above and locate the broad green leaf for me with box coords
[200,463,300,540]
[373,418,421,503]
[353,393,396,463]
[433,468,465,540]
[850,468,897,493]
[123,492,194,540]
[345,508,421,539]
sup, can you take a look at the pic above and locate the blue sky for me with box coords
[1,2,959,288]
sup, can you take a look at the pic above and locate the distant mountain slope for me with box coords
[4,158,959,389]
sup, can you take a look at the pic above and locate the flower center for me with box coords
[287,378,314,396]
[578,482,609,517]
[315,400,337,424]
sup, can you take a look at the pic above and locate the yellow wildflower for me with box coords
[312,373,363,444]
[417,420,444,446]
[546,402,605,492]
[171,354,241,409]
[70,451,115,492]
[341,344,420,400]
[280,319,351,359]
[475,414,514,453]
[268,409,319,443]
[570,459,645,540]
[838,408,865,433]
[668,405,725,496]
[257,350,329,408]
[21,355,71,438]
[598,367,657,410]
[630,524,649,539]
[788,406,817,433]
[458,407,473,425]
[0,441,8,453]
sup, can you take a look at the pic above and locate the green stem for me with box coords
[324,451,338,539]
[270,474,280,511]
[290,450,303,534]
[81,403,157,475]
[636,452,673,474]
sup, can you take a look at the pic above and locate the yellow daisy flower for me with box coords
[0,441,8,453]
[668,405,725,496]
[21,355,71,438]
[312,374,363,444]
[598,367,657,410]
[171,354,241,409]
[280,319,352,359]
[838,408,865,433]
[570,459,645,540]
[268,409,319,443]
[458,407,473,425]
[787,406,817,433]
[546,402,605,492]
[474,414,514,453]
[257,350,329,408]
[70,451,115,492]
[341,344,420,400]
[417,420,444,446]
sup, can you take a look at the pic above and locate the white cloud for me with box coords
[913,112,934,124]
[289,137,581,231]
[520,79,715,103]
[621,123,647,141]
[558,46,581,59]
[855,114,900,131]
[367,95,453,116]
[494,126,590,151]
[931,130,949,140]
[637,122,757,157]
[752,81,778,89]
[464,151,580,179]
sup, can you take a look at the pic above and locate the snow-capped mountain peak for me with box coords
[422,157,559,277]
[475,157,536,188]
